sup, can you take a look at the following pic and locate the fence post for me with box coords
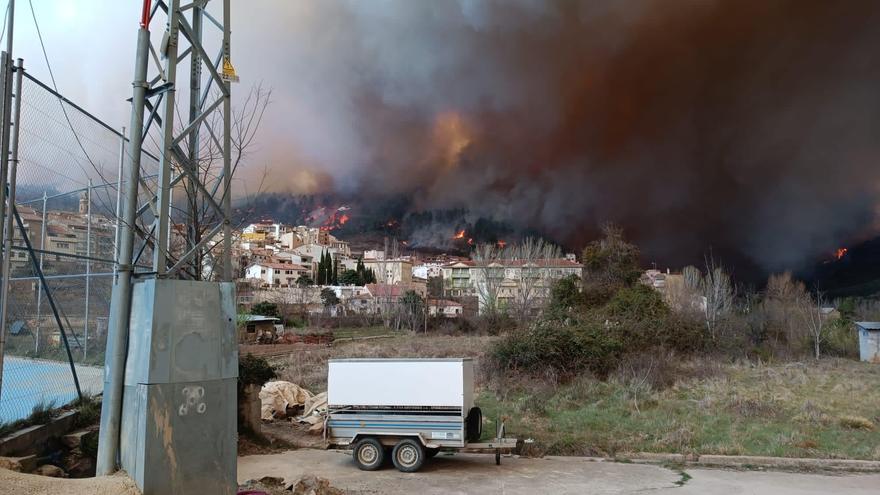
[84,179,91,360]
[35,190,46,353]
[0,56,20,399]
[113,127,125,276]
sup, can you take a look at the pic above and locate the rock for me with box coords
[34,464,67,478]
[258,476,285,487]
[288,475,344,495]
[61,429,95,449]
[67,457,96,478]
[0,454,38,472]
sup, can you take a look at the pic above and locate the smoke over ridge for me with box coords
[241,0,880,272]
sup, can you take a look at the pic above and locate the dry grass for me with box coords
[264,334,880,460]
[480,357,880,459]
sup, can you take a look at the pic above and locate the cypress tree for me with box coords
[356,257,365,285]
[318,250,326,285]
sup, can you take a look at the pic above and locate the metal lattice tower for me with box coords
[97,0,237,484]
[138,0,234,279]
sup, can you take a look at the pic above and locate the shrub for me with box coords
[475,312,518,336]
[489,283,706,383]
[821,320,859,358]
[238,353,277,393]
[839,415,875,430]
[546,275,583,316]
[605,284,670,321]
[491,319,623,379]
[250,301,279,318]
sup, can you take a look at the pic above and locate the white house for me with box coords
[245,261,309,287]
[413,262,444,279]
[429,299,463,318]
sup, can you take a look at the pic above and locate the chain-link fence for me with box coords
[0,67,158,423]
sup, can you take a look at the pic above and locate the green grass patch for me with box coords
[477,359,880,460]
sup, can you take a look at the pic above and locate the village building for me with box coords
[428,299,463,318]
[440,258,584,314]
[245,261,310,287]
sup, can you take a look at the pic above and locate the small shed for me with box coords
[239,314,281,344]
[854,322,880,363]
[9,320,30,336]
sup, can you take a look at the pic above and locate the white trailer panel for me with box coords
[328,358,474,409]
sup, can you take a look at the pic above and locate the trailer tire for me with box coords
[353,438,385,471]
[465,407,482,442]
[392,439,425,472]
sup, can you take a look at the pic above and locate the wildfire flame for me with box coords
[835,247,848,260]
[319,207,351,231]
[452,229,466,240]
[497,240,507,248]
[467,238,474,245]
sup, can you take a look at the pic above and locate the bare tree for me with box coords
[798,289,828,360]
[506,237,562,321]
[700,256,734,340]
[472,243,505,315]
[147,84,272,280]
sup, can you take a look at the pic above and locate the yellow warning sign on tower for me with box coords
[221,57,239,83]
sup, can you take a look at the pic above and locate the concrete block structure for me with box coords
[119,279,238,495]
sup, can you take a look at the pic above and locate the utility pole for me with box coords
[96,3,150,475]
[97,2,237,493]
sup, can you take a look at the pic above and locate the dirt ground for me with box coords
[238,449,880,495]
[0,468,139,495]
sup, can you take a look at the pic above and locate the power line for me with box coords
[0,1,9,47]
[27,0,116,218]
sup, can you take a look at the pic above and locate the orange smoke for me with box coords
[432,111,472,168]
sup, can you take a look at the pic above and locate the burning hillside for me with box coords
[240,0,880,278]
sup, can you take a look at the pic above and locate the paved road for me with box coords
[238,450,880,494]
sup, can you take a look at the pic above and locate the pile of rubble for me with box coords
[239,475,344,495]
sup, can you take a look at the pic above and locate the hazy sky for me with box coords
[9,1,880,274]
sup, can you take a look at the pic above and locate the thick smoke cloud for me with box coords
[238,0,880,274]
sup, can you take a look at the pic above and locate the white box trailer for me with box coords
[326,358,516,472]
[328,358,474,410]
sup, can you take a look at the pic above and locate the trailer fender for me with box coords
[349,433,434,449]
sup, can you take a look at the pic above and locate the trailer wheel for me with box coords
[392,439,425,472]
[465,407,482,442]
[353,438,385,471]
